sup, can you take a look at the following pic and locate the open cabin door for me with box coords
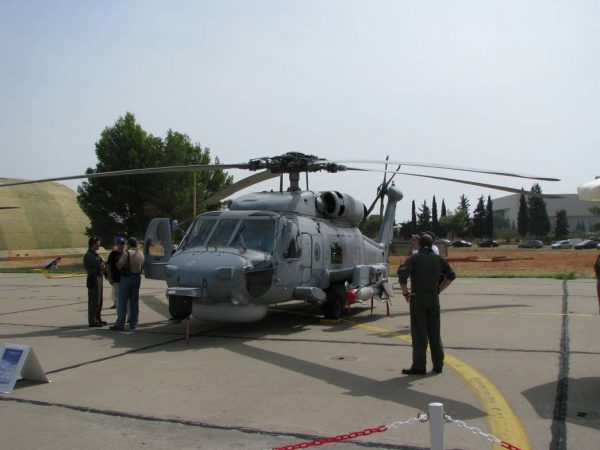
[143,218,173,280]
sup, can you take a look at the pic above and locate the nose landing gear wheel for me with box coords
[169,296,193,321]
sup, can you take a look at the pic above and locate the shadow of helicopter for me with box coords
[522,377,600,431]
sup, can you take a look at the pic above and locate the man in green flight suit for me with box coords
[83,236,106,327]
[397,232,456,375]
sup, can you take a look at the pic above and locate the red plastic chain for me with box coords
[501,441,522,450]
[271,425,388,450]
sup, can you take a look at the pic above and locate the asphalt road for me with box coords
[0,274,598,449]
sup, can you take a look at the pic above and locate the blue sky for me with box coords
[1,0,599,220]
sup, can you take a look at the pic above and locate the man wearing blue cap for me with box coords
[106,237,126,311]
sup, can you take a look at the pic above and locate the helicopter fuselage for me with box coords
[144,189,401,322]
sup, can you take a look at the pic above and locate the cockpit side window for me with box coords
[285,237,301,258]
[179,219,216,250]
[207,219,239,247]
[279,220,301,259]
[231,219,275,253]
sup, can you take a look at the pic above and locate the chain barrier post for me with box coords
[429,402,444,450]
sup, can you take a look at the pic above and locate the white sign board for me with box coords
[0,343,50,394]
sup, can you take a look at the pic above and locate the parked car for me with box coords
[478,240,499,247]
[452,240,472,247]
[574,240,600,249]
[518,240,544,248]
[550,240,572,249]
[435,239,451,246]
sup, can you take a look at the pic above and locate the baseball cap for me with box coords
[424,231,436,240]
[115,237,126,245]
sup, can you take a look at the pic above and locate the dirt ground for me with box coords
[2,245,599,278]
[390,245,599,278]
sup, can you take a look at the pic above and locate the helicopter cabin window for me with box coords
[180,218,216,250]
[207,219,239,247]
[330,241,343,264]
[231,219,275,254]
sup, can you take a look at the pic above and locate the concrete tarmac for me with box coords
[0,274,598,449]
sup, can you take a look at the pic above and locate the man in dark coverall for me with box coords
[83,236,106,327]
[397,233,456,375]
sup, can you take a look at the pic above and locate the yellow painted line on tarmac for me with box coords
[354,322,531,450]
[457,311,595,318]
[33,269,85,279]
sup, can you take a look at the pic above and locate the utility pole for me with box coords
[191,155,198,217]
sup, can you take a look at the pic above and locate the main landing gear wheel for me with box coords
[323,282,346,320]
[169,296,193,321]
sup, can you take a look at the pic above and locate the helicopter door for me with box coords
[143,218,173,280]
[301,233,323,283]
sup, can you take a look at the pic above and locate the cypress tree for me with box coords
[432,196,439,234]
[411,200,417,234]
[517,191,529,238]
[485,195,494,238]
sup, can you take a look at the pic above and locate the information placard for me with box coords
[0,343,50,394]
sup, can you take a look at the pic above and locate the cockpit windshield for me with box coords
[179,217,276,253]
[231,219,276,254]
[207,219,239,246]
[179,218,217,250]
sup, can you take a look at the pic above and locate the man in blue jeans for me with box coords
[110,237,145,331]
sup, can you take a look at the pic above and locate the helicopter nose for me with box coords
[166,251,272,304]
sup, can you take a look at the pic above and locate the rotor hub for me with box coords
[248,152,347,174]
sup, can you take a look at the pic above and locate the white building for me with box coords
[493,194,600,232]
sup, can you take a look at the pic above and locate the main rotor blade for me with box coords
[329,159,560,182]
[0,163,250,188]
[347,167,562,198]
[205,170,280,205]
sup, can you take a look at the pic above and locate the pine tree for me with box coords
[457,195,471,237]
[458,194,470,215]
[411,200,417,234]
[472,196,486,239]
[554,209,569,240]
[441,199,447,218]
[417,200,431,232]
[528,183,551,239]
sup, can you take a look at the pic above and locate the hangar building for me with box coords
[0,180,89,254]
[493,193,600,232]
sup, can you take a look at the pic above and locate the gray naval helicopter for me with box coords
[139,152,560,322]
[0,152,560,322]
